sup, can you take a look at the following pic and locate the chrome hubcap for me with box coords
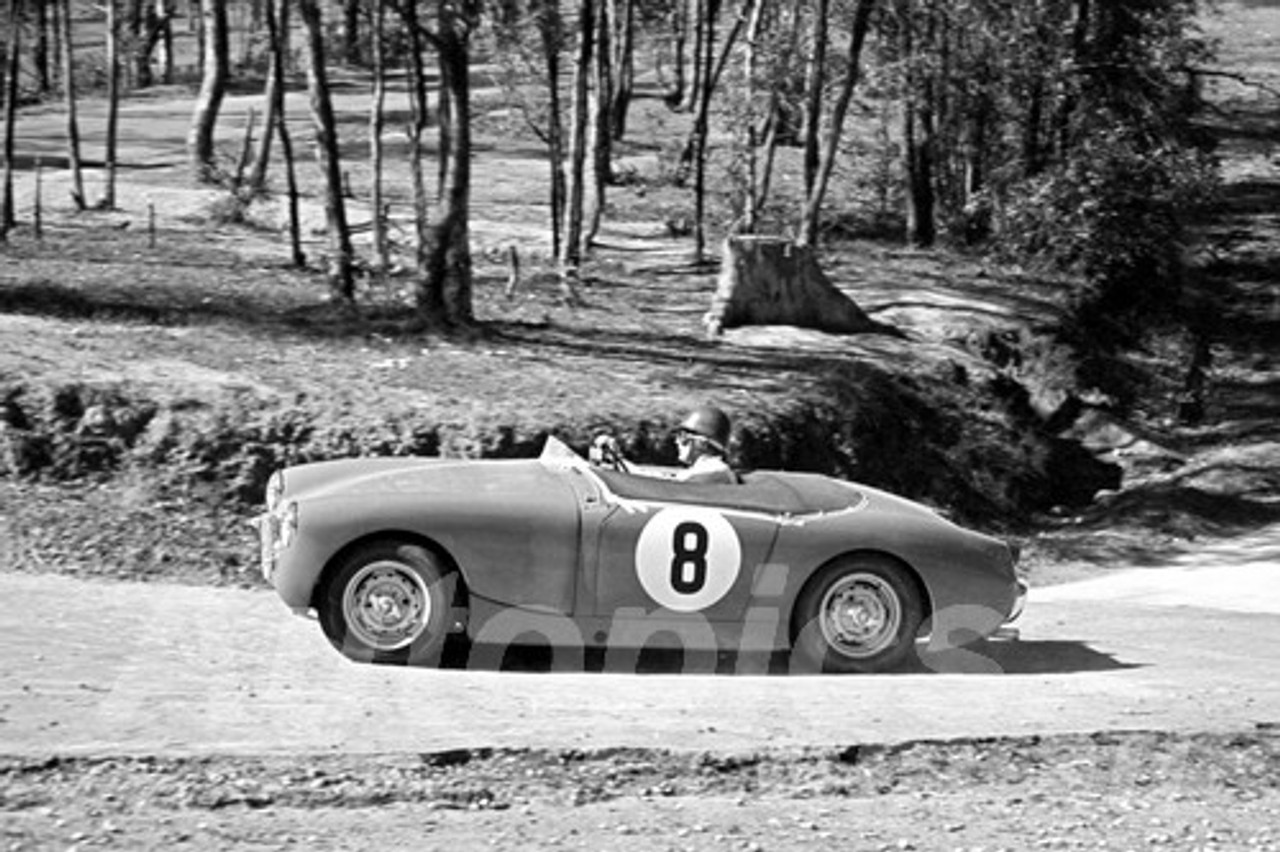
[343,561,431,651]
[819,573,902,659]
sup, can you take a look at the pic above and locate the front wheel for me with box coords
[791,555,924,674]
[319,539,458,666]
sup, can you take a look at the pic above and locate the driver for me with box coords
[591,405,738,485]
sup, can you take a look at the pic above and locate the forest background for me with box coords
[0,0,1276,587]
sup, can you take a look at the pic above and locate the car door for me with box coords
[589,491,781,622]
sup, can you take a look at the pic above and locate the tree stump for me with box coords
[705,236,896,337]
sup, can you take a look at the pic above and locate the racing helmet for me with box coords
[678,405,731,453]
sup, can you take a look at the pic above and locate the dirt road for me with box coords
[3,536,1279,851]
[3,526,1278,759]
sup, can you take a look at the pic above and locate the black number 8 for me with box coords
[670,521,710,594]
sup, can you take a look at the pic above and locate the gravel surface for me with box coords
[3,731,1279,851]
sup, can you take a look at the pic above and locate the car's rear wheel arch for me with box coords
[793,550,931,628]
[789,549,931,673]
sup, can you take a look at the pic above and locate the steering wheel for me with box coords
[591,436,628,473]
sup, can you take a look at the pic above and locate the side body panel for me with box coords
[272,459,583,614]
[591,502,782,621]
[767,485,1021,639]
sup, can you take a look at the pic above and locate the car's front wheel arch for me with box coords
[315,532,469,666]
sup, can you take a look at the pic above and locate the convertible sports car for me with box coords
[256,437,1026,673]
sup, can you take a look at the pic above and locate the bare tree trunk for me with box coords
[796,0,875,247]
[690,0,716,259]
[102,0,121,207]
[342,0,361,65]
[264,0,302,266]
[59,0,86,209]
[188,0,228,183]
[665,0,686,105]
[246,0,286,191]
[49,0,62,88]
[801,0,828,197]
[130,0,171,89]
[561,0,594,274]
[399,0,430,276]
[369,0,387,274]
[608,0,634,140]
[158,0,174,83]
[585,0,611,247]
[904,99,936,246]
[419,18,473,325]
[683,0,707,113]
[34,0,50,92]
[299,0,355,300]
[277,114,304,267]
[1,0,20,236]
[749,0,796,226]
[536,0,565,258]
[742,0,764,231]
[128,0,151,87]
[903,4,935,247]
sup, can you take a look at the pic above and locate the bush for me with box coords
[997,125,1217,330]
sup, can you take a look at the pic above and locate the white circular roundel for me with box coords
[634,507,742,612]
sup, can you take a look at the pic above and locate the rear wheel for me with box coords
[319,539,458,666]
[792,555,924,674]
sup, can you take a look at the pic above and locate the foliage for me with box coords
[998,126,1218,317]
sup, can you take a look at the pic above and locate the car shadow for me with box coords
[438,637,1138,676]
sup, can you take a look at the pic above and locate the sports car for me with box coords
[255,436,1026,673]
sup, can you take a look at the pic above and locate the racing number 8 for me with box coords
[635,507,741,612]
[670,521,709,595]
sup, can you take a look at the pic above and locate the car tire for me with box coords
[319,539,458,667]
[791,554,924,674]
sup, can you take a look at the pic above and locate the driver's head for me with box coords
[675,405,730,466]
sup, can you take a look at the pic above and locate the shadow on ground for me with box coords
[436,637,1135,677]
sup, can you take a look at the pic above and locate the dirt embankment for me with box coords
[3,731,1278,851]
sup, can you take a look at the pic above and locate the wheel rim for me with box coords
[342,561,432,651]
[818,573,903,659]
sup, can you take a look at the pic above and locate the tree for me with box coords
[246,0,287,191]
[679,0,752,257]
[737,0,798,233]
[369,0,388,274]
[490,0,569,258]
[560,0,594,276]
[127,0,173,88]
[342,0,362,64]
[424,2,477,325]
[606,0,635,139]
[188,0,228,182]
[33,0,50,92]
[401,0,478,326]
[795,0,876,246]
[59,0,85,209]
[1,0,20,236]
[299,0,356,300]
[535,0,567,258]
[395,0,432,277]
[800,0,827,197]
[254,0,304,266]
[585,0,612,246]
[102,0,121,208]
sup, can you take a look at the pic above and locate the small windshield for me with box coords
[538,435,585,465]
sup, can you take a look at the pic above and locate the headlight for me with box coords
[265,472,285,512]
[279,501,299,549]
